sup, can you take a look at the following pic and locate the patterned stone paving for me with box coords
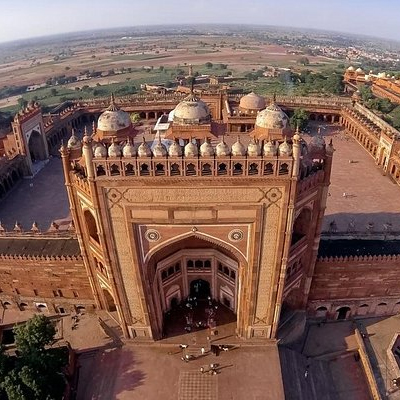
[179,370,218,400]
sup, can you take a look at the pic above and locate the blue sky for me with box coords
[0,0,399,43]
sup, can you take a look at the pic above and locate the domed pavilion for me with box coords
[94,94,134,142]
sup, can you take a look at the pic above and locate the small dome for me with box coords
[239,92,266,110]
[67,131,81,149]
[152,138,167,157]
[137,137,152,157]
[247,139,261,157]
[97,94,132,133]
[122,139,136,157]
[263,140,277,157]
[184,140,198,157]
[355,67,364,74]
[216,139,230,157]
[347,66,355,71]
[94,143,107,158]
[108,141,121,158]
[256,102,289,129]
[168,140,183,157]
[173,93,211,125]
[231,137,246,156]
[200,138,214,157]
[278,139,292,156]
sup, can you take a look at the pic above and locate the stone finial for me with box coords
[13,221,22,233]
[0,221,6,234]
[92,120,97,135]
[31,221,40,233]
[49,221,59,232]
[82,126,92,145]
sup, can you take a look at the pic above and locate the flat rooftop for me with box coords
[318,239,400,257]
[0,236,80,257]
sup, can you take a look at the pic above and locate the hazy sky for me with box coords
[0,0,399,43]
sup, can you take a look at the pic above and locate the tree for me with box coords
[130,113,141,123]
[325,73,344,94]
[290,108,309,130]
[358,85,374,102]
[50,88,57,96]
[0,315,68,400]
[205,62,213,69]
[297,57,310,66]
[391,106,400,129]
[17,98,28,109]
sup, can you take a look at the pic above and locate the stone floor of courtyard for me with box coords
[76,342,284,400]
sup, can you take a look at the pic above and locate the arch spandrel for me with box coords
[137,225,250,265]
[143,231,248,266]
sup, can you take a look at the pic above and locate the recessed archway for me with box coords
[145,235,244,340]
[190,279,211,299]
[336,306,351,320]
[103,288,117,312]
[28,130,47,162]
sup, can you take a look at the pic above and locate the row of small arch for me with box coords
[95,161,290,177]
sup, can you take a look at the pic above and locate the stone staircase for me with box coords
[279,347,338,400]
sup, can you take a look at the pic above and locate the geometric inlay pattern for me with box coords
[228,229,244,242]
[178,371,217,400]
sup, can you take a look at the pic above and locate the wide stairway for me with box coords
[279,347,338,400]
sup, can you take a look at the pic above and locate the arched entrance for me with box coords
[103,289,117,312]
[190,279,211,299]
[146,235,244,339]
[336,306,351,320]
[28,130,46,162]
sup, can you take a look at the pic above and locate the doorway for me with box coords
[190,279,211,300]
[336,306,351,320]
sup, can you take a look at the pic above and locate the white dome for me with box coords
[94,143,107,158]
[152,138,167,157]
[216,140,230,157]
[122,139,136,157]
[108,141,121,158]
[263,140,277,157]
[231,137,246,156]
[168,140,183,157]
[200,138,214,157]
[173,93,211,125]
[239,92,266,110]
[355,67,364,74]
[67,131,81,149]
[278,139,292,156]
[256,102,289,129]
[184,141,198,157]
[97,95,132,132]
[347,66,355,71]
[247,139,261,157]
[137,138,152,157]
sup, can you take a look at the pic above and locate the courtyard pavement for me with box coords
[0,156,70,231]
[76,342,284,400]
[314,125,400,234]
